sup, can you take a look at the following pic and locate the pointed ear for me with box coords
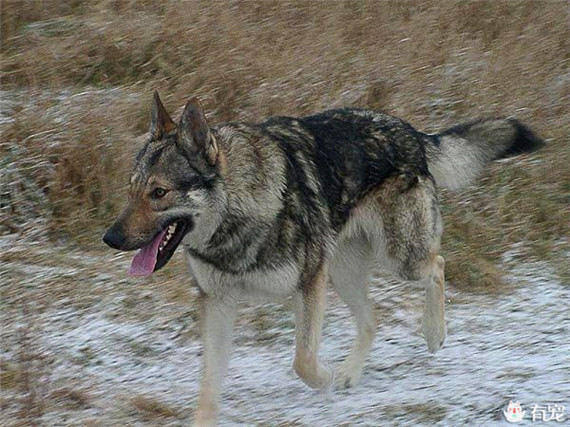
[178,97,218,165]
[149,91,176,140]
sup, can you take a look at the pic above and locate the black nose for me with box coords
[102,225,125,250]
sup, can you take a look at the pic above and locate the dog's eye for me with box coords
[151,187,168,199]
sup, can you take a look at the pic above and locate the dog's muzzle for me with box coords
[102,224,126,250]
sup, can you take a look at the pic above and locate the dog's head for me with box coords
[103,92,224,276]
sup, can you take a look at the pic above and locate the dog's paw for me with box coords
[194,403,217,427]
[423,319,446,353]
[294,359,333,390]
[334,362,363,390]
[193,415,216,427]
[422,296,447,353]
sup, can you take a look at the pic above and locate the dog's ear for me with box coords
[178,97,218,165]
[149,91,176,140]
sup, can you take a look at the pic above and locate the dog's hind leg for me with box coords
[420,254,446,353]
[329,236,376,389]
[194,293,237,426]
[374,175,447,353]
[293,262,333,390]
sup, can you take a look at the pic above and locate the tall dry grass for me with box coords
[1,0,568,285]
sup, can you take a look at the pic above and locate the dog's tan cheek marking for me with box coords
[123,197,158,240]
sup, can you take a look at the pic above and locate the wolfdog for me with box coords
[103,92,543,425]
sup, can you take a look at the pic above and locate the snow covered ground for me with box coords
[1,235,568,425]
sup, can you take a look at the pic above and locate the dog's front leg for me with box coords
[292,263,333,389]
[194,293,237,426]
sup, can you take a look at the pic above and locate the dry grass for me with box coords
[1,1,568,286]
[48,387,91,410]
[5,301,51,423]
[130,394,180,420]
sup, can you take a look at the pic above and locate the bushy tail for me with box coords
[424,118,544,190]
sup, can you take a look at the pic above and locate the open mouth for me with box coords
[129,220,191,277]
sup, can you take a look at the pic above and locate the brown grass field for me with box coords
[1,1,568,424]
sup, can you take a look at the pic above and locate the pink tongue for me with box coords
[129,229,168,277]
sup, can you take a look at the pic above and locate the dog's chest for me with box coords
[185,251,300,301]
